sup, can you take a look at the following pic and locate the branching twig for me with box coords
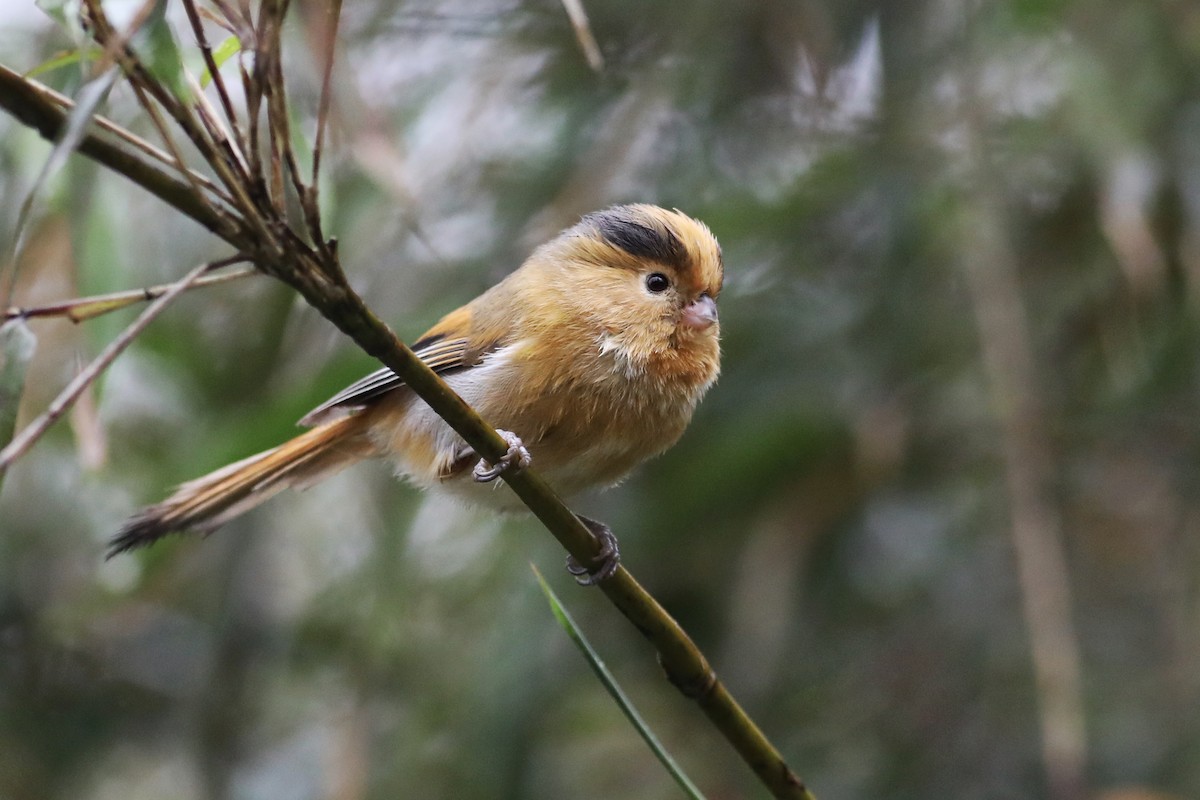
[181,0,244,152]
[0,67,236,240]
[86,0,274,251]
[3,263,255,323]
[29,77,235,206]
[0,259,224,472]
[311,0,340,194]
[305,0,341,261]
[83,0,235,230]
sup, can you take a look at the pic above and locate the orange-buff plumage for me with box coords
[111,204,723,582]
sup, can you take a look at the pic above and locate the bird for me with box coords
[109,204,723,583]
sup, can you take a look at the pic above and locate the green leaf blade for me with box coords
[532,564,708,800]
[200,36,242,88]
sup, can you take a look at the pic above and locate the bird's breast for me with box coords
[486,332,718,493]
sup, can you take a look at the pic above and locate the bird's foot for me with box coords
[473,429,532,482]
[566,516,621,586]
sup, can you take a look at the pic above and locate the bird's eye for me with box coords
[645,273,670,293]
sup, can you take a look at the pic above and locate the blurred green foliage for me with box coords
[3,0,1200,798]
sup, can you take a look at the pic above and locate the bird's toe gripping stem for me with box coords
[566,516,621,586]
[473,429,532,483]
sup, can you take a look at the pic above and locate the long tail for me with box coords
[109,415,376,557]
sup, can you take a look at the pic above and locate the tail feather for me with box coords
[109,415,375,557]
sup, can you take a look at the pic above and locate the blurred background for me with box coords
[3,0,1200,798]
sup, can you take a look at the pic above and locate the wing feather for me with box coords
[299,284,516,427]
[298,334,473,426]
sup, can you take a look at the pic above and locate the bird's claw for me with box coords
[566,516,621,586]
[473,429,532,483]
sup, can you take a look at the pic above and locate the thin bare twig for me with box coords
[0,259,224,472]
[240,52,264,184]
[305,0,341,261]
[2,67,118,311]
[559,0,604,73]
[81,0,160,74]
[258,0,332,264]
[185,69,251,179]
[85,0,271,249]
[0,67,237,241]
[206,0,252,37]
[262,5,309,224]
[29,78,235,206]
[269,56,303,206]
[131,78,222,202]
[181,0,245,152]
[4,263,254,323]
[82,0,233,230]
[254,0,287,211]
[312,0,341,193]
[266,88,285,212]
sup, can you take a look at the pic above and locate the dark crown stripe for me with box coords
[590,209,689,269]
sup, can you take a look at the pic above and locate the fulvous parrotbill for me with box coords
[110,204,723,582]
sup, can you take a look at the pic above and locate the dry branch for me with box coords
[0,259,225,471]
[3,264,256,323]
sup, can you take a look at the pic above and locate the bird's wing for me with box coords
[298,303,498,427]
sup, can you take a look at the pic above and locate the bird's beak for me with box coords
[682,294,718,330]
